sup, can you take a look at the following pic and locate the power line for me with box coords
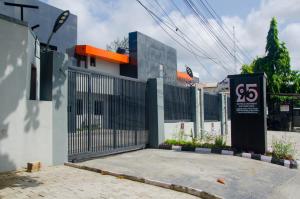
[200,0,253,62]
[136,0,220,80]
[183,0,244,65]
[146,0,236,73]
[168,0,238,73]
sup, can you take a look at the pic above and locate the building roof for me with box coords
[75,45,129,64]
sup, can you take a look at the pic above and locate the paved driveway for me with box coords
[78,149,300,199]
[0,166,197,199]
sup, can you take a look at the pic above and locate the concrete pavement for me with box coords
[78,149,300,199]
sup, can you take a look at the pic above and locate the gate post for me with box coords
[190,87,201,138]
[199,88,205,138]
[42,51,69,165]
[147,78,165,148]
[219,93,227,136]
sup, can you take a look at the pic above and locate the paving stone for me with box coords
[0,166,198,199]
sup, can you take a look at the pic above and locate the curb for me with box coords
[64,162,222,199]
[161,145,298,169]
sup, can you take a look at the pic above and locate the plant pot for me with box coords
[221,150,234,155]
[172,145,182,151]
[181,146,195,152]
[195,147,211,153]
[261,155,272,163]
[159,144,172,150]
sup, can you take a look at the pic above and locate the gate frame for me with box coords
[68,66,148,162]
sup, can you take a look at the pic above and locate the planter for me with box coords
[211,148,222,154]
[261,155,272,163]
[241,152,252,159]
[171,145,182,151]
[159,142,298,169]
[159,144,172,150]
[221,150,234,155]
[181,146,195,152]
[195,147,211,153]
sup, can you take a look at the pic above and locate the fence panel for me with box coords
[204,93,220,121]
[68,68,148,161]
[163,84,192,121]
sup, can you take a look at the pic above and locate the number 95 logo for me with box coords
[236,84,258,102]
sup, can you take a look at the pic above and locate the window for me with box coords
[94,100,103,115]
[76,99,83,115]
[29,64,37,100]
[90,57,96,67]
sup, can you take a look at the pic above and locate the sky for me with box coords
[42,0,300,82]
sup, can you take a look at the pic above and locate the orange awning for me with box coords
[177,71,192,81]
[75,45,129,64]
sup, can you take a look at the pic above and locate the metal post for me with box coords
[88,74,91,151]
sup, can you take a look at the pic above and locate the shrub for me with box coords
[214,135,226,148]
[272,136,296,160]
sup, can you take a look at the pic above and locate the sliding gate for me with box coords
[68,67,148,162]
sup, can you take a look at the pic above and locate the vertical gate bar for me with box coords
[100,74,103,152]
[103,76,109,151]
[88,73,91,151]
[123,79,125,147]
[74,72,77,155]
[113,77,116,149]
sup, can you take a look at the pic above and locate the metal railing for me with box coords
[68,67,148,161]
[163,83,192,121]
[204,92,220,121]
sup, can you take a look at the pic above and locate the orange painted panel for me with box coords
[177,71,192,81]
[75,45,129,64]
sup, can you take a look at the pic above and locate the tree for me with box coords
[241,17,300,95]
[106,36,129,52]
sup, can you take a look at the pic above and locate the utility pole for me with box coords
[233,26,238,73]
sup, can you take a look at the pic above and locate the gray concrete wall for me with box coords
[128,32,177,84]
[51,51,69,165]
[0,16,69,172]
[0,0,77,53]
[147,78,165,147]
[0,16,53,172]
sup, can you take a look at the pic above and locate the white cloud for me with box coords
[44,0,300,82]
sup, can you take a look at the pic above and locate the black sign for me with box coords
[228,73,267,154]
[186,66,193,78]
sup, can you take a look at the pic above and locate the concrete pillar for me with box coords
[147,78,164,148]
[219,93,228,136]
[199,88,205,138]
[190,87,201,138]
[42,51,69,165]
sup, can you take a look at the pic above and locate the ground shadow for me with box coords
[0,170,43,198]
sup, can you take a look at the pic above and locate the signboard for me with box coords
[280,105,289,112]
[228,73,267,154]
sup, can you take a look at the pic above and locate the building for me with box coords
[0,0,77,53]
[0,0,228,171]
[0,13,67,172]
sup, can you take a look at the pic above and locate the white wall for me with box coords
[88,56,120,76]
[203,121,231,136]
[164,122,194,141]
[0,17,54,172]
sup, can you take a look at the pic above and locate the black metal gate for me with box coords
[68,67,148,161]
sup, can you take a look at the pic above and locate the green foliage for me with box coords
[214,135,227,148]
[164,131,230,149]
[272,136,296,160]
[241,64,253,74]
[241,17,300,97]
[106,36,129,52]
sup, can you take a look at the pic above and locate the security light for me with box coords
[186,65,193,78]
[45,10,70,51]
